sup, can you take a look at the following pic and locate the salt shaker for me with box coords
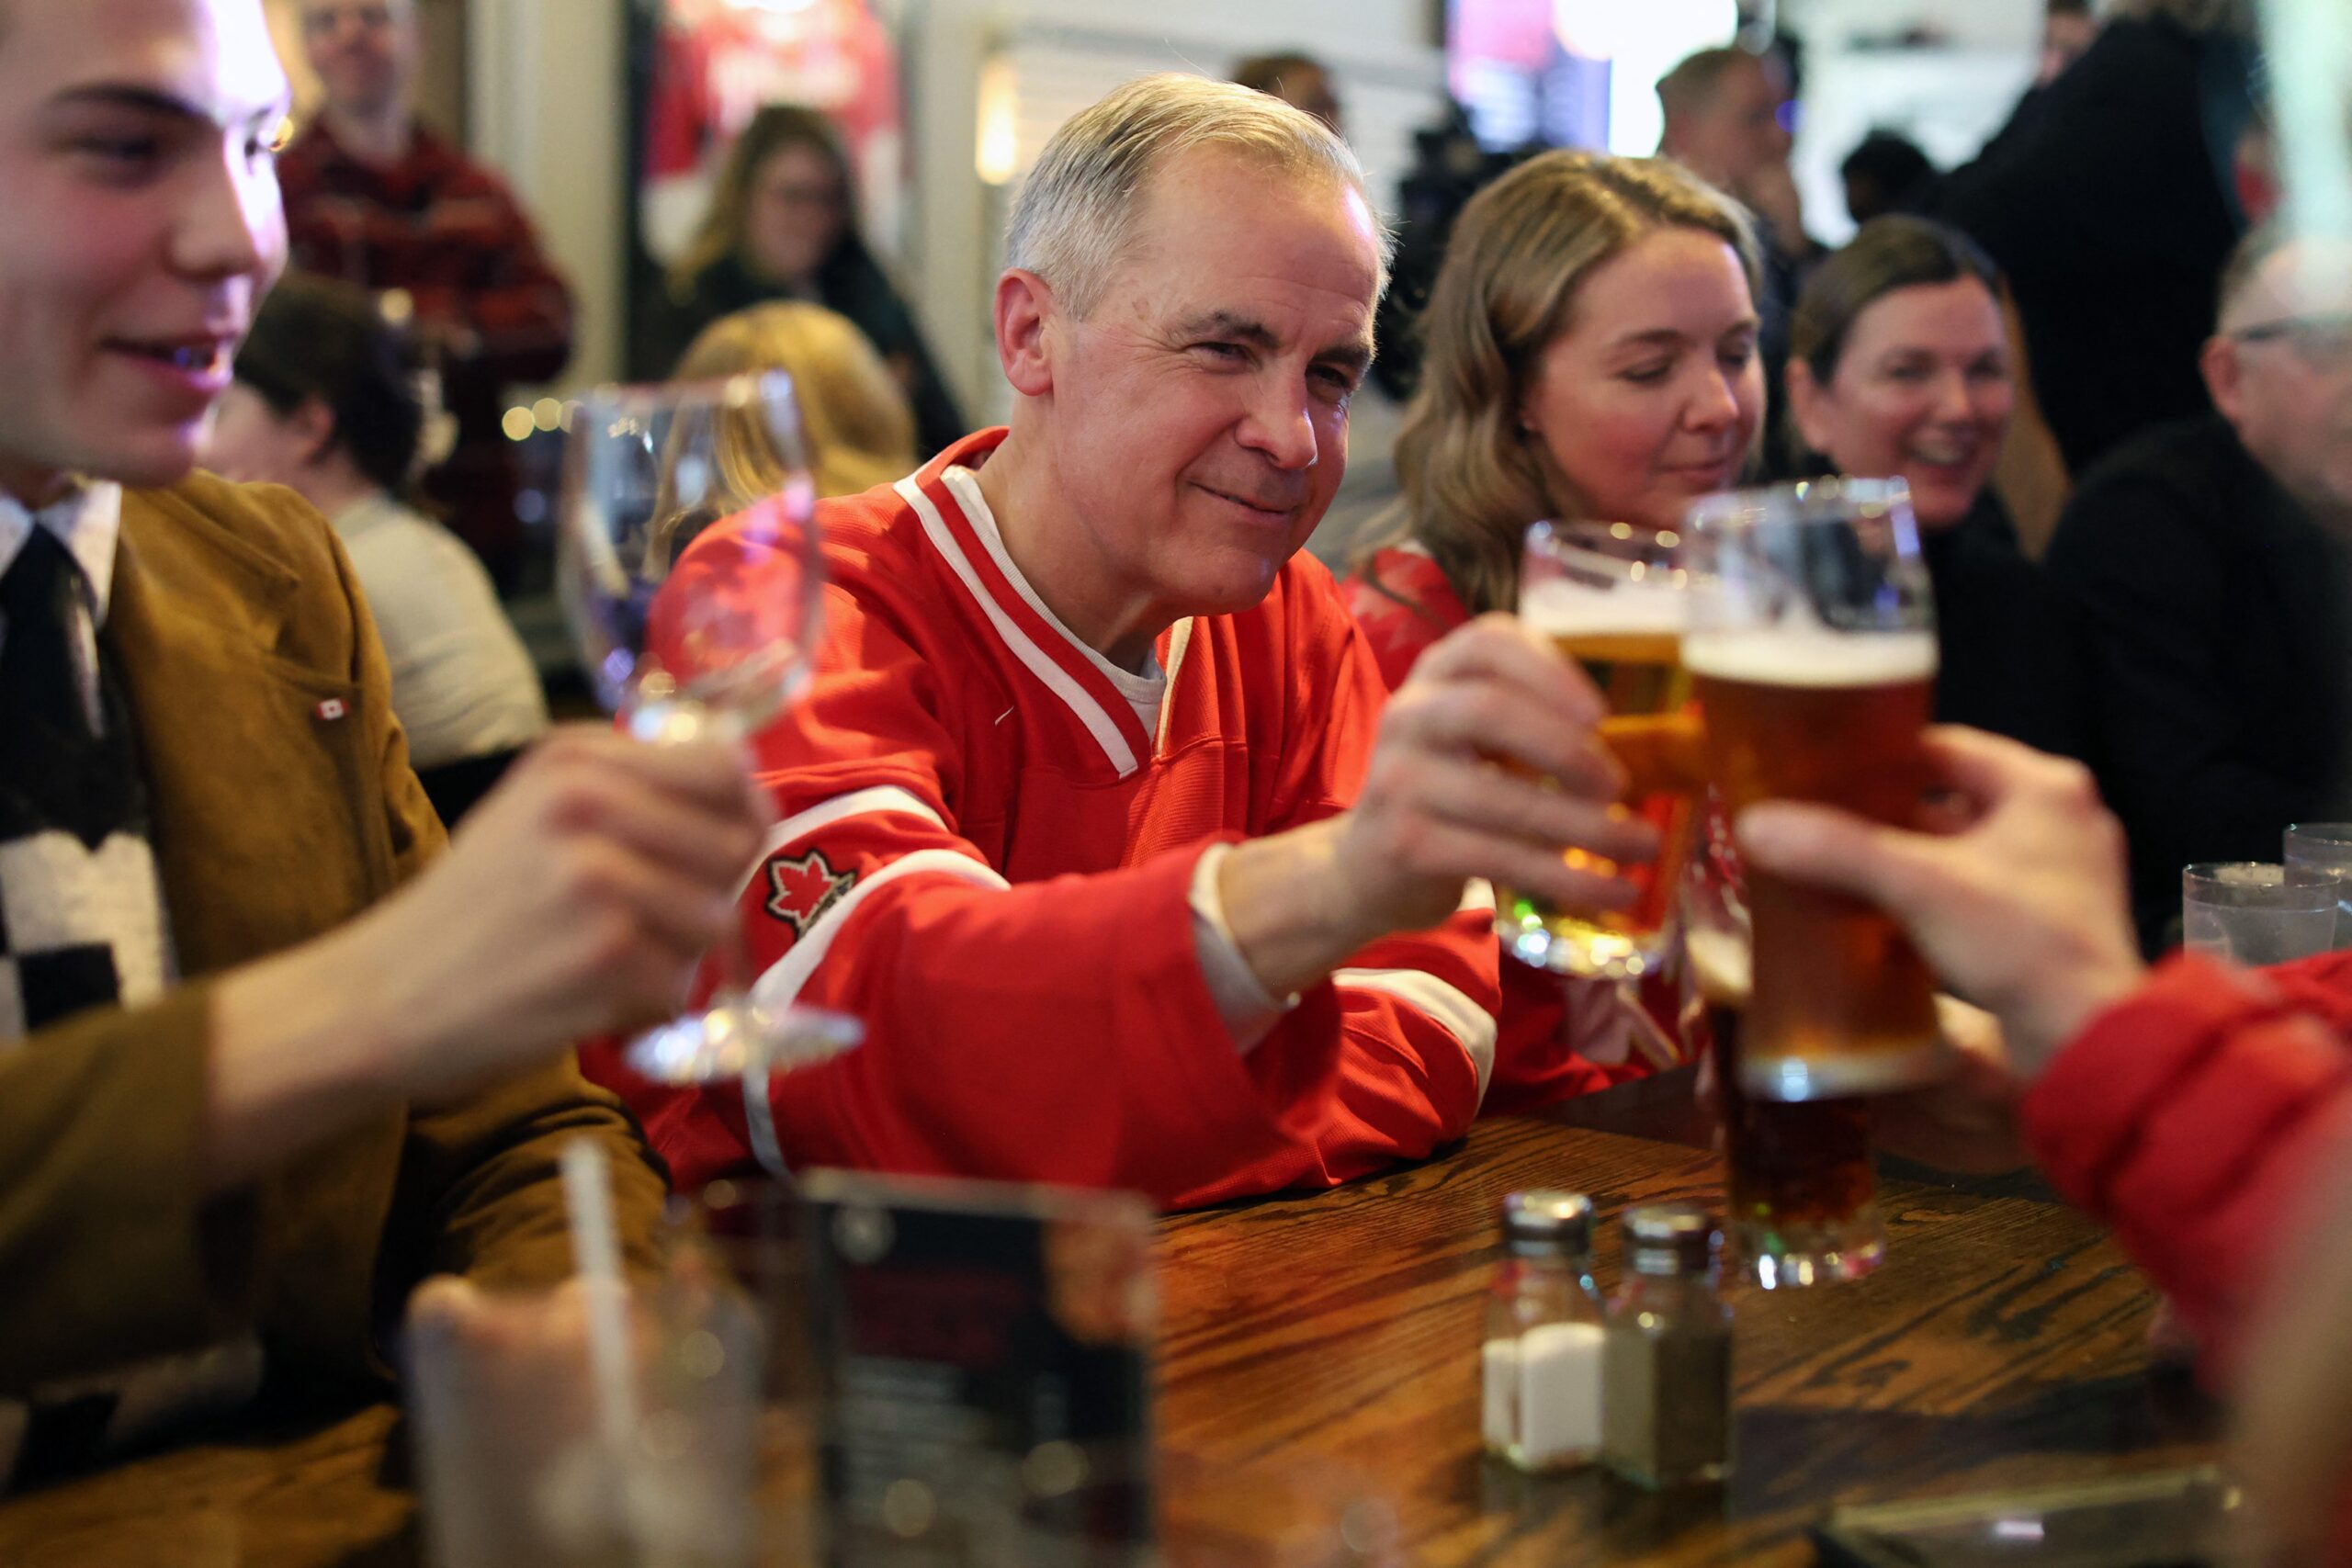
[1482,1190,1607,1472]
[1602,1202,1734,1488]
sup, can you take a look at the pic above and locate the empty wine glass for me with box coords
[560,372,861,1085]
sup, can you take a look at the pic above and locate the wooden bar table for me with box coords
[0,1073,2216,1566]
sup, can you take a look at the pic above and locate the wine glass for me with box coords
[559,372,861,1084]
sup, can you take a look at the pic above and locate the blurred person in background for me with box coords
[660,104,966,457]
[1937,0,2259,476]
[2044,222,2352,953]
[1231,51,1344,138]
[670,299,919,501]
[0,0,765,1477]
[1657,44,1816,474]
[1344,151,1766,1103]
[1784,216,2086,760]
[595,76,1666,1209]
[1839,130,1939,227]
[2039,0,2103,86]
[1734,725,2352,1564]
[278,0,576,592]
[206,274,548,826]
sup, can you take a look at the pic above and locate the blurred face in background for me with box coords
[1787,276,2014,530]
[1268,65,1343,139]
[2208,238,2352,525]
[204,379,321,485]
[0,0,290,502]
[299,0,416,120]
[746,141,847,287]
[2037,9,2099,86]
[1521,225,1763,534]
[1667,57,1792,196]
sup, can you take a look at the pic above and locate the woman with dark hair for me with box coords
[207,274,548,825]
[1784,215,2086,758]
[661,105,967,455]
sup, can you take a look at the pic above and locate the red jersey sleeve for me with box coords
[1169,587,1503,1206]
[2022,952,2352,1385]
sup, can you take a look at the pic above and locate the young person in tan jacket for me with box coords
[0,0,765,1481]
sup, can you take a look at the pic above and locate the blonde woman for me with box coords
[673,300,921,501]
[1344,151,1765,1110]
[1346,150,1764,688]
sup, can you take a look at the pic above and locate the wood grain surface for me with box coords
[0,1078,2214,1566]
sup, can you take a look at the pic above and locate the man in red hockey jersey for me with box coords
[594,74,1659,1208]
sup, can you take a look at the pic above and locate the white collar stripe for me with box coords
[893,476,1141,778]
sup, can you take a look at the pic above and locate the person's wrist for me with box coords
[2003,948,2147,1081]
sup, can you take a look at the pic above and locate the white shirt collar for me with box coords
[0,481,124,625]
[940,465,1165,700]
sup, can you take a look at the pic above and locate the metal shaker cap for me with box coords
[1622,1202,1723,1277]
[1501,1190,1596,1259]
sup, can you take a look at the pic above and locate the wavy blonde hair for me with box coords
[1374,152,1759,615]
[673,301,919,500]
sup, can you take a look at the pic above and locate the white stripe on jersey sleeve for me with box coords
[1460,878,1498,915]
[1331,967,1498,1110]
[740,846,1013,1179]
[894,477,1141,778]
[752,785,945,869]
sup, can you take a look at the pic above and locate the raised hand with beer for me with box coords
[1500,521,1707,981]
[1684,479,1951,1104]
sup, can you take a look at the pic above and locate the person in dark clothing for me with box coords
[1935,1,2256,478]
[658,104,966,457]
[2044,223,2352,953]
[1785,217,2087,762]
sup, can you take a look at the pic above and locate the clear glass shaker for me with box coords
[1482,1190,1607,1472]
[1602,1201,1735,1488]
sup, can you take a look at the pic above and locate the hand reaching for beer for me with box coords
[1338,614,1662,934]
[1735,727,2145,1079]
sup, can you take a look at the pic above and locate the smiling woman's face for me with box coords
[1521,226,1764,534]
[0,0,291,502]
[1791,276,2013,530]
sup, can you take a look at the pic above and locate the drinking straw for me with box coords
[560,1134,640,1458]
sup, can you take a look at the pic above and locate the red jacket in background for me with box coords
[276,119,574,583]
[589,432,1503,1209]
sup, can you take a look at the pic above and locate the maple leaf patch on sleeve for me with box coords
[763,849,856,939]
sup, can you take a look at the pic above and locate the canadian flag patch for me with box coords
[763,849,855,940]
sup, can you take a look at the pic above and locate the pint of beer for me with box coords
[1501,522,1703,980]
[1685,479,1950,1101]
[1686,919,1886,1287]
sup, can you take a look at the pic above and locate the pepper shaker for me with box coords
[1602,1201,1734,1488]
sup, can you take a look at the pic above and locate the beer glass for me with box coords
[1684,840,1885,1287]
[1685,479,1947,1101]
[1500,521,1702,980]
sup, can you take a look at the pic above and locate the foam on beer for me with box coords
[1520,576,1688,637]
[1682,628,1937,688]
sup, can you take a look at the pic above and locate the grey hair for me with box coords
[1005,73,1391,317]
